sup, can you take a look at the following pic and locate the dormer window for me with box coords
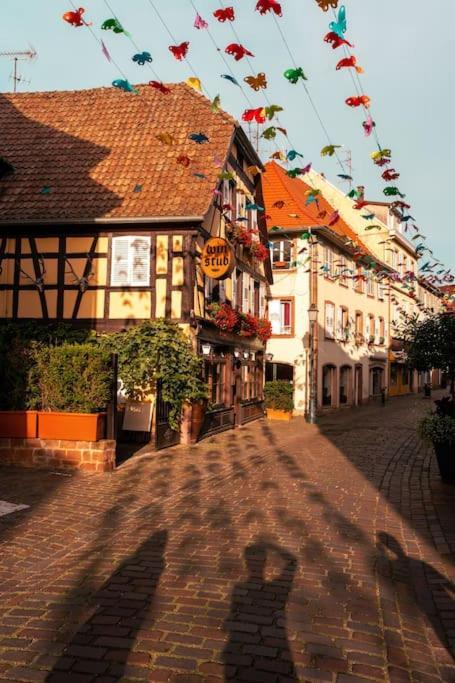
[271,240,292,269]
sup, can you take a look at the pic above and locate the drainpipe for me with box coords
[308,230,319,423]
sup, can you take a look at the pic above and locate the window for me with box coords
[111,236,151,286]
[322,365,336,407]
[354,266,364,293]
[323,245,334,278]
[269,298,293,335]
[222,179,235,220]
[355,312,363,343]
[367,315,375,343]
[259,282,266,318]
[235,190,246,222]
[325,302,335,339]
[379,317,385,343]
[242,361,262,401]
[271,240,292,269]
[370,367,384,396]
[378,281,386,301]
[338,255,349,286]
[204,357,227,407]
[367,274,375,297]
[241,272,255,314]
[339,366,351,405]
[265,363,293,382]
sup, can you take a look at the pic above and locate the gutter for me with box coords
[0,216,204,227]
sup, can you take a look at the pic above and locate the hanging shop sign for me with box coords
[200,237,235,280]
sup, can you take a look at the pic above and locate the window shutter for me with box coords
[375,318,380,342]
[249,278,255,313]
[366,316,370,337]
[219,279,226,303]
[336,307,343,339]
[222,180,230,205]
[269,299,281,334]
[242,272,250,312]
[111,237,131,286]
[230,269,237,307]
[130,237,151,286]
[259,283,266,318]
[325,303,334,338]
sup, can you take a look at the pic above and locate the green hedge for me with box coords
[33,344,112,414]
[264,380,294,412]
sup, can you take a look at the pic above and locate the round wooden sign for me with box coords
[200,237,235,281]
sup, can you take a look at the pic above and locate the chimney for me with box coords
[357,185,365,201]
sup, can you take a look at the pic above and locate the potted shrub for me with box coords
[0,410,38,439]
[418,398,455,483]
[264,380,294,421]
[35,344,112,441]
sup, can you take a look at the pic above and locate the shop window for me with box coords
[242,361,262,401]
[402,366,410,386]
[204,356,227,408]
[266,363,294,382]
[370,367,384,396]
[390,364,398,387]
[339,366,351,405]
[338,255,349,286]
[325,301,335,339]
[322,365,336,407]
[271,240,292,269]
[269,298,293,335]
[111,236,151,286]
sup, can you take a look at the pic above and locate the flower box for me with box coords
[266,409,293,421]
[0,411,38,439]
[38,412,106,442]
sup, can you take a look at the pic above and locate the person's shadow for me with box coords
[45,529,168,681]
[223,540,298,681]
[377,532,455,659]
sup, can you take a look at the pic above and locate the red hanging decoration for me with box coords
[382,169,400,182]
[213,7,235,22]
[255,0,282,17]
[346,95,371,108]
[324,32,354,49]
[62,7,90,27]
[242,108,266,124]
[336,55,363,73]
[225,43,254,61]
[169,42,189,61]
[148,81,171,94]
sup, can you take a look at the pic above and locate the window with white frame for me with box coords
[323,245,334,278]
[110,236,151,286]
[378,281,386,300]
[259,282,266,318]
[222,179,235,220]
[379,317,385,343]
[374,317,380,344]
[269,299,293,335]
[242,272,251,313]
[325,302,335,339]
[271,240,292,269]
[338,255,348,285]
[235,190,246,222]
[367,273,375,297]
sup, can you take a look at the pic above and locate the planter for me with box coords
[266,408,293,421]
[0,411,38,438]
[38,412,106,442]
[190,399,208,444]
[434,442,455,483]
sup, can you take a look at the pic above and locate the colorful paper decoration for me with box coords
[316,0,339,10]
[287,150,304,161]
[371,148,391,161]
[270,151,286,160]
[362,116,375,137]
[321,144,341,157]
[189,132,209,144]
[324,32,353,49]
[346,95,370,108]
[214,7,235,22]
[382,169,400,181]
[262,126,277,140]
[101,40,112,62]
[177,155,191,167]
[384,187,405,198]
[169,42,189,60]
[112,79,137,93]
[264,104,283,120]
[338,174,352,181]
[186,77,202,91]
[211,95,221,112]
[244,73,267,91]
[255,0,282,16]
[156,133,175,145]
[328,211,340,226]
[63,8,90,27]
[221,74,240,86]
[225,44,254,61]
[283,67,307,84]
[194,13,208,29]
[336,55,363,73]
[132,51,152,65]
[101,18,125,33]
[329,6,347,38]
[242,108,266,124]
[149,81,171,94]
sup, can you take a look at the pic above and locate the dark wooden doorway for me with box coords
[155,379,180,450]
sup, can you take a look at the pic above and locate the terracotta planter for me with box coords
[266,408,292,421]
[38,412,106,442]
[434,442,455,483]
[0,411,38,438]
[190,400,208,444]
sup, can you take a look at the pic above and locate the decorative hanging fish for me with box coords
[329,5,347,38]
[245,202,264,211]
[169,42,189,61]
[382,168,400,181]
[189,132,209,144]
[284,67,307,84]
[112,79,137,93]
[346,95,370,108]
[149,81,171,94]
[264,104,283,120]
[336,55,363,73]
[316,0,339,10]
[287,168,304,178]
[101,18,125,33]
[324,32,353,49]
[210,94,221,112]
[132,51,152,65]
[328,211,340,226]
[371,148,391,161]
[262,126,277,140]
[177,155,191,167]
[63,7,91,27]
[221,74,240,86]
[362,213,375,220]
[270,151,286,160]
[244,73,267,91]
[214,7,235,22]
[287,150,304,161]
[384,187,405,198]
[301,163,312,174]
[225,43,254,61]
[242,108,266,124]
[256,0,282,16]
[338,174,352,181]
[362,116,375,137]
[186,77,202,91]
[321,144,341,157]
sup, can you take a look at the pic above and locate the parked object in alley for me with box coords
[264,380,294,420]
[419,397,455,483]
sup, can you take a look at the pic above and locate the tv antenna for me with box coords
[0,48,37,93]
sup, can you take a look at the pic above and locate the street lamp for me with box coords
[265,352,274,362]
[308,304,318,424]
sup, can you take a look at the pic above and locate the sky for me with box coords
[0,0,454,271]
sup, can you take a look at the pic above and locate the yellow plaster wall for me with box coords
[64,257,107,286]
[171,290,182,319]
[64,290,106,319]
[156,236,168,275]
[109,291,151,319]
[172,257,184,287]
[155,278,167,318]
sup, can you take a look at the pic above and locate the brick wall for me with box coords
[0,438,116,473]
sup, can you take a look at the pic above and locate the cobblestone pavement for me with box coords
[0,393,454,682]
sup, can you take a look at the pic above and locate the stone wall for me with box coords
[0,438,116,473]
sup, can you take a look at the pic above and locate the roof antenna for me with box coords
[0,47,37,93]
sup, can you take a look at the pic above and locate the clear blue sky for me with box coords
[1,0,453,270]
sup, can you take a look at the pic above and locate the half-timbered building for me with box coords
[0,84,271,442]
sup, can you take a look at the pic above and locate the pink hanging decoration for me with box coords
[362,116,375,136]
[101,40,112,62]
[194,13,208,29]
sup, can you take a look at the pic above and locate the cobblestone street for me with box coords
[0,393,454,682]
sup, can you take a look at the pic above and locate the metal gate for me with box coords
[155,380,180,450]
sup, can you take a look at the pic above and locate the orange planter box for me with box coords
[0,411,38,438]
[38,412,106,442]
[266,409,293,421]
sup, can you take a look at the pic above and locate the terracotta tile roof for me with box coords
[262,161,372,254]
[0,83,241,223]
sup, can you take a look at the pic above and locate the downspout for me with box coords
[308,229,319,417]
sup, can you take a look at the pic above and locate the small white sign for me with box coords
[0,500,29,517]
